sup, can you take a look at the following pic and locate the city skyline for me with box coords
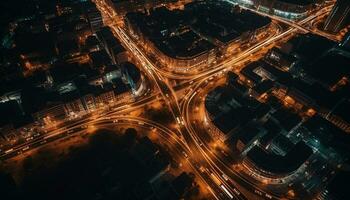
[0,0,350,200]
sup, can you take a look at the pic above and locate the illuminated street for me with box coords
[1,0,350,200]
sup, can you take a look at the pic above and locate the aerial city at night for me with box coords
[0,0,350,199]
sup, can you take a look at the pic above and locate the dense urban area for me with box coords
[0,0,350,199]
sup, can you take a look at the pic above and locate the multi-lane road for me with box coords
[1,0,336,199]
[89,1,336,199]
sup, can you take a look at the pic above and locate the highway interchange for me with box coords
[1,0,338,199]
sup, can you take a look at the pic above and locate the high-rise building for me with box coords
[323,0,350,33]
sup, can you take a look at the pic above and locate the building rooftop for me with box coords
[264,47,297,70]
[236,124,264,145]
[331,99,350,126]
[56,34,80,58]
[0,101,24,128]
[126,1,270,59]
[303,115,350,157]
[15,31,56,58]
[121,62,141,84]
[270,134,294,153]
[187,2,271,44]
[125,8,214,59]
[260,120,281,148]
[85,35,100,50]
[50,62,98,84]
[89,50,112,69]
[252,80,274,96]
[247,141,313,175]
[328,170,350,200]
[213,107,254,135]
[205,85,257,117]
[206,83,270,136]
[112,78,130,95]
[156,30,215,59]
[240,62,263,84]
[302,52,350,88]
[277,0,314,6]
[20,85,60,115]
[287,80,340,110]
[272,108,302,132]
[282,33,335,63]
[96,27,126,55]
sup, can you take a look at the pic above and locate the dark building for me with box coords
[234,0,317,20]
[15,31,56,70]
[259,119,281,149]
[234,124,266,154]
[271,108,302,134]
[56,33,81,59]
[264,47,297,72]
[96,27,127,64]
[250,80,274,99]
[89,50,112,69]
[205,83,271,142]
[280,33,335,64]
[245,141,313,177]
[323,0,350,33]
[85,35,101,52]
[124,2,270,71]
[111,0,177,15]
[302,115,350,157]
[87,4,103,33]
[226,71,239,86]
[328,170,350,200]
[298,52,350,90]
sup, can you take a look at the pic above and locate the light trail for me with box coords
[2,0,339,199]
